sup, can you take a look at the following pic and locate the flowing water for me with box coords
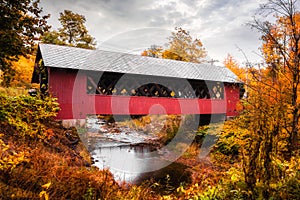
[79,116,192,186]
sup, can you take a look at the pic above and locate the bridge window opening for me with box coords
[87,72,124,95]
[188,80,211,99]
[135,83,173,97]
[191,81,224,100]
[210,82,224,99]
[87,72,224,99]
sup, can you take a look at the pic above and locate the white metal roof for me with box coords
[38,43,240,83]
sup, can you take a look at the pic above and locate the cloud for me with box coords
[40,0,264,63]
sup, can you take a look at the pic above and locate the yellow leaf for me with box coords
[39,191,49,200]
[42,182,51,190]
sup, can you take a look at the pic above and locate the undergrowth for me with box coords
[0,90,157,199]
[2,88,299,199]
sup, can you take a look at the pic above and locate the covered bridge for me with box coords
[32,43,242,120]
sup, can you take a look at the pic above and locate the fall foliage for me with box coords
[225,0,300,198]
[10,55,35,88]
[142,27,207,63]
[223,54,247,82]
[252,0,300,157]
[2,0,300,199]
[41,10,96,49]
[0,0,50,87]
[166,27,207,63]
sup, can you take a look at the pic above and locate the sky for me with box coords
[40,0,268,66]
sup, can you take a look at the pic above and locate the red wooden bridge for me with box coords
[32,44,242,120]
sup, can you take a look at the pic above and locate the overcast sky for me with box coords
[40,0,268,65]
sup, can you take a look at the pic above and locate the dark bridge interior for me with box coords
[86,72,224,99]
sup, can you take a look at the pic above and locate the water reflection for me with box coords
[90,143,192,185]
[80,116,192,185]
[90,143,168,183]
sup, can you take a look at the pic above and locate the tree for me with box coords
[165,27,207,63]
[141,45,163,58]
[227,1,300,198]
[141,27,207,63]
[42,10,96,49]
[236,67,290,198]
[249,0,300,157]
[223,54,247,82]
[0,0,50,86]
[10,55,35,88]
[41,31,66,46]
[162,49,186,61]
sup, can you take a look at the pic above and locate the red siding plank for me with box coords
[49,68,238,120]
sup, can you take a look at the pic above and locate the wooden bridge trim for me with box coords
[47,68,239,120]
[70,95,227,119]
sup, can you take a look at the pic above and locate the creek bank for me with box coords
[0,120,120,199]
[81,116,200,186]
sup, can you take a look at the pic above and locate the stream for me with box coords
[79,116,192,186]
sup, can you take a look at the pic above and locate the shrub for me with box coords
[0,92,59,139]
